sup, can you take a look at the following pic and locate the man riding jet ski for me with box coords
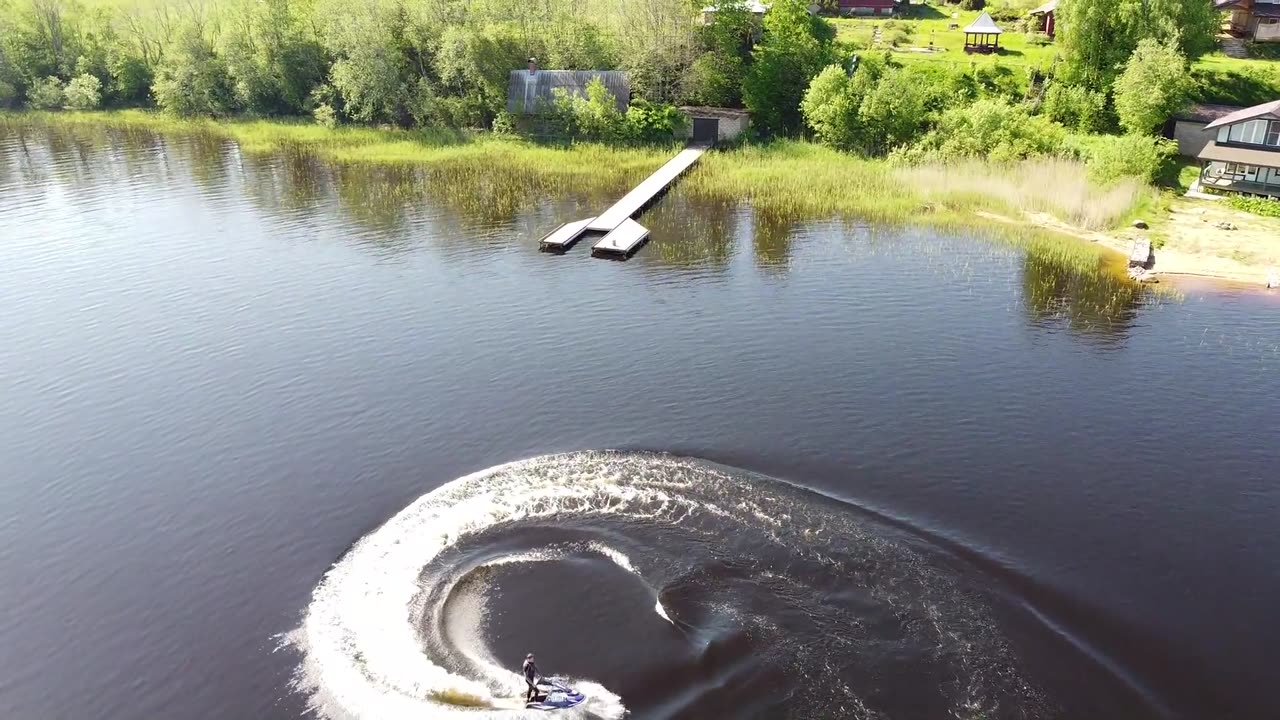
[522,653,586,710]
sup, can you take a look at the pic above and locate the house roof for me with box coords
[1199,140,1280,167]
[964,12,1003,34]
[1176,103,1246,123]
[702,0,769,12]
[507,70,630,114]
[1029,0,1057,14]
[679,106,751,120]
[1203,99,1280,130]
[1255,3,1280,16]
[840,0,895,7]
[1213,0,1241,8]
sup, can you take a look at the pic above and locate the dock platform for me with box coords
[538,217,596,252]
[587,145,707,233]
[592,218,650,258]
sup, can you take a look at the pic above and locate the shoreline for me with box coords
[5,110,1277,287]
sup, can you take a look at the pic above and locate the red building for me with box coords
[1029,0,1056,38]
[839,0,897,16]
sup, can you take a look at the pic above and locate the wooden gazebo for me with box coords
[963,12,1002,53]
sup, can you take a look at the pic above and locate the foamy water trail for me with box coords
[293,454,694,719]
[290,451,1052,720]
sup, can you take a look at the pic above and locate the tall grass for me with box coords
[900,159,1153,230]
[2,113,1144,271]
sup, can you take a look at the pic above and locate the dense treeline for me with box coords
[0,0,736,123]
[0,0,1232,184]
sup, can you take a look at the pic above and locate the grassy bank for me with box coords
[3,109,1144,271]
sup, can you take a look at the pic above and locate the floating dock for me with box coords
[538,217,596,252]
[592,218,651,258]
[537,143,708,258]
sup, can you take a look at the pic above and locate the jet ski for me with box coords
[525,678,586,711]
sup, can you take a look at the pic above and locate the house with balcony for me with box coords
[1195,99,1280,196]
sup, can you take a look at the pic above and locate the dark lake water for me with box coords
[2,126,1278,720]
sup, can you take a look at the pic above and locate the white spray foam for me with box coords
[292,455,708,719]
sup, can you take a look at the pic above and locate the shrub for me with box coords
[625,100,687,143]
[897,97,1064,163]
[574,77,628,141]
[1027,33,1053,46]
[313,102,338,128]
[889,28,912,47]
[0,80,16,108]
[1113,39,1191,135]
[1041,82,1107,133]
[63,73,102,110]
[960,0,985,10]
[491,110,518,136]
[1225,195,1280,218]
[27,76,65,109]
[1068,133,1176,184]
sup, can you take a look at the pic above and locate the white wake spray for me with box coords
[291,453,699,719]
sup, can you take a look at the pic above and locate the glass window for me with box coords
[1218,126,1230,142]
[1267,120,1280,147]
[1229,123,1245,142]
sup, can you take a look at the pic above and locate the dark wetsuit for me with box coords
[523,659,539,702]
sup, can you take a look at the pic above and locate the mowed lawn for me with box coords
[830,3,1058,70]
[831,2,1280,83]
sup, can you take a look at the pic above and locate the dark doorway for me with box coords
[692,118,719,144]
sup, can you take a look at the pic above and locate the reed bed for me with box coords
[2,113,1145,273]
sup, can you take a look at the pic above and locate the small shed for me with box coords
[679,107,751,144]
[963,12,1002,53]
[1166,103,1245,157]
[840,0,897,16]
[1028,0,1057,38]
[506,59,630,115]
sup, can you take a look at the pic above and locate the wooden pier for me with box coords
[537,143,708,258]
[586,145,707,234]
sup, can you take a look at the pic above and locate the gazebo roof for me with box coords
[964,12,1003,34]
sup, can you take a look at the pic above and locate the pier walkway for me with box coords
[537,143,708,258]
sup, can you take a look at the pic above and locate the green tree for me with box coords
[316,0,412,124]
[682,51,744,107]
[857,66,930,154]
[152,26,236,116]
[1113,39,1190,135]
[108,53,152,105]
[801,64,862,149]
[220,0,326,115]
[63,71,100,108]
[26,74,63,108]
[743,0,836,136]
[1058,0,1216,90]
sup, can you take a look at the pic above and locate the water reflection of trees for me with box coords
[1021,249,1144,346]
[751,207,797,273]
[641,191,737,272]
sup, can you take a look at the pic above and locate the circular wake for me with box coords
[291,451,1055,719]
